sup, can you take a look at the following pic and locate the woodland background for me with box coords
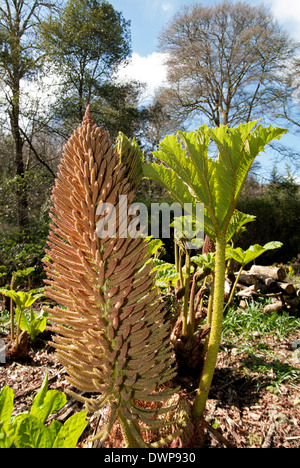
[0,0,299,283]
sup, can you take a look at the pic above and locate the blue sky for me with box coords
[110,0,300,56]
[110,0,300,180]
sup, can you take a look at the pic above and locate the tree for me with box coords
[0,0,55,231]
[85,80,147,141]
[157,1,298,129]
[39,0,137,135]
[142,101,179,152]
[272,57,300,131]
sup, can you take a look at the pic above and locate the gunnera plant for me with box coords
[44,107,190,448]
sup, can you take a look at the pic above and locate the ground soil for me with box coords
[204,335,300,448]
[0,326,299,448]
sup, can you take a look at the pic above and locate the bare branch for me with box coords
[157,1,299,128]
[19,126,56,178]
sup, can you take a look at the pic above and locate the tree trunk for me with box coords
[10,78,30,232]
[12,125,30,232]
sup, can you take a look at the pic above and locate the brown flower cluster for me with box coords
[44,107,179,444]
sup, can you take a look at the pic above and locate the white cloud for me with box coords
[162,3,173,12]
[293,175,300,184]
[114,52,168,104]
[268,0,300,40]
[149,0,174,15]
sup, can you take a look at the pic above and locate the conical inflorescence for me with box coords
[44,108,185,447]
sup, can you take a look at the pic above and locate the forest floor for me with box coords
[1,307,299,449]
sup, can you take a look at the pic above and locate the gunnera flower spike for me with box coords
[44,107,189,447]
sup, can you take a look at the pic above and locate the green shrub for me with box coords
[0,225,49,284]
[0,374,88,448]
[237,183,300,263]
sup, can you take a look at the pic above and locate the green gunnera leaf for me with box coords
[143,121,287,236]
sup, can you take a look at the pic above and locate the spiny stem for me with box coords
[198,276,207,316]
[10,276,16,341]
[10,298,15,341]
[207,273,215,326]
[188,272,197,337]
[15,306,26,352]
[182,250,191,336]
[200,274,214,361]
[192,233,226,420]
[174,240,179,288]
[178,248,184,288]
[227,265,244,306]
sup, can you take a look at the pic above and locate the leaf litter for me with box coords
[0,326,299,448]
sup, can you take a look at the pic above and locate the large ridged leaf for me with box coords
[226,210,256,244]
[44,108,183,446]
[143,121,287,235]
[143,120,287,422]
[226,241,283,267]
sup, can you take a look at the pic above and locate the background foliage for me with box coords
[0,0,299,273]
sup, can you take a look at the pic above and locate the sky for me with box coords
[111,0,300,57]
[111,0,300,95]
[109,0,300,181]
